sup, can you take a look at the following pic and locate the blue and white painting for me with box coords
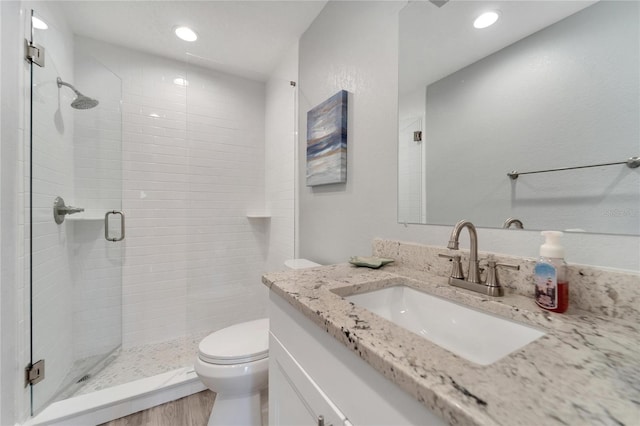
[306,90,348,186]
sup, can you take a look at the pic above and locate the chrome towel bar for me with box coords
[508,156,640,180]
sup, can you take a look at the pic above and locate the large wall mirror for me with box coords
[398,0,639,235]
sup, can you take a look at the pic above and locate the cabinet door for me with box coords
[270,333,348,426]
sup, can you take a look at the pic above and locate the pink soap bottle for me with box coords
[534,231,569,313]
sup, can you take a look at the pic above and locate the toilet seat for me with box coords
[198,318,269,365]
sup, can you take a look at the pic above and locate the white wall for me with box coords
[0,6,3,421]
[75,37,269,347]
[3,2,34,423]
[298,1,404,265]
[298,1,640,272]
[0,2,24,424]
[264,43,298,272]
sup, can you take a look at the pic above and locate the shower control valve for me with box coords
[53,196,85,224]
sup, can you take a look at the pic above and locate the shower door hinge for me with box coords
[26,359,45,386]
[25,39,45,67]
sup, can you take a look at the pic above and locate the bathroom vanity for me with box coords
[263,240,640,425]
[269,288,445,425]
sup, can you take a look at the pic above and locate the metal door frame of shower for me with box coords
[27,10,37,405]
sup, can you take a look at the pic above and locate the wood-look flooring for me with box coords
[99,391,216,426]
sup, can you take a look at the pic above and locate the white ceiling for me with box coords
[48,1,600,86]
[57,1,328,81]
[400,0,598,94]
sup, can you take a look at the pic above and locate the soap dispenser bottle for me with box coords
[534,231,569,313]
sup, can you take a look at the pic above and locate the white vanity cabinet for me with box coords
[270,334,352,426]
[268,291,447,426]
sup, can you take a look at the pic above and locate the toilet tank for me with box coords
[284,259,321,270]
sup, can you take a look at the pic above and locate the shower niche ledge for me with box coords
[65,210,106,221]
[246,211,272,219]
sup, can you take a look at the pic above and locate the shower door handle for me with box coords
[105,211,125,242]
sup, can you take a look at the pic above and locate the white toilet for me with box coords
[195,259,320,426]
[195,318,269,426]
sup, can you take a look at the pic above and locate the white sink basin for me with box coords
[345,285,545,365]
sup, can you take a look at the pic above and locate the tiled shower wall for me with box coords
[71,53,123,362]
[75,37,268,347]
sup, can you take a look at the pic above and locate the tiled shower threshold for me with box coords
[29,333,209,426]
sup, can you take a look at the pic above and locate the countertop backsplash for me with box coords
[372,239,640,323]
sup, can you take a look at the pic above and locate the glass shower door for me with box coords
[29,10,124,414]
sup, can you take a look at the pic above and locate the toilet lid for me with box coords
[198,318,269,365]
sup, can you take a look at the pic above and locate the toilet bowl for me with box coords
[195,260,320,425]
[195,318,269,426]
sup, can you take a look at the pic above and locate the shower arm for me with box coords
[56,77,82,96]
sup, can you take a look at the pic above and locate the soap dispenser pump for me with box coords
[534,231,569,313]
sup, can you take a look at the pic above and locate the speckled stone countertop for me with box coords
[262,262,640,426]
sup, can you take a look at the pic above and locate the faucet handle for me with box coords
[438,253,464,280]
[484,260,520,287]
[496,261,520,270]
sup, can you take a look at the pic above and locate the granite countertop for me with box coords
[262,263,640,426]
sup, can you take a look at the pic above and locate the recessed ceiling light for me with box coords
[32,16,48,30]
[173,77,189,86]
[474,11,500,29]
[174,26,198,42]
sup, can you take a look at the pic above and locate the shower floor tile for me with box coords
[73,331,209,397]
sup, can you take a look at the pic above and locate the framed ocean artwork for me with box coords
[306,90,348,186]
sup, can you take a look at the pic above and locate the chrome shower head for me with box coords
[57,77,99,110]
[70,95,99,110]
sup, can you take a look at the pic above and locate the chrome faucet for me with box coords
[503,217,524,229]
[439,219,520,297]
[447,220,481,283]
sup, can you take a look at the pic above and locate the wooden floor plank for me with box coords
[102,409,144,426]
[187,390,216,426]
[98,391,215,426]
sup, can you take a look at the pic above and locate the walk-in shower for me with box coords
[56,77,99,109]
[26,2,295,422]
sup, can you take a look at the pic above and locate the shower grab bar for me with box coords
[507,156,640,180]
[105,210,125,242]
